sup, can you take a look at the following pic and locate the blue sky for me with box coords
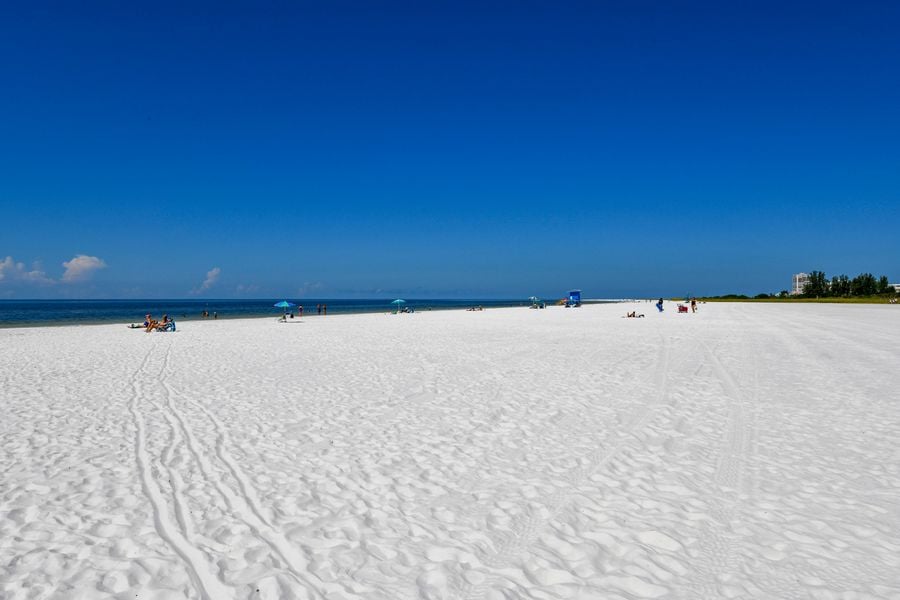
[1,1,898,299]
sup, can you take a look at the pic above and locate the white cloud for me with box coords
[0,256,13,281]
[61,255,107,282]
[192,267,221,295]
[0,256,54,285]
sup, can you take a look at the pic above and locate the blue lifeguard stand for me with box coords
[566,289,582,307]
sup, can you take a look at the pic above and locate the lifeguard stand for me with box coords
[566,290,582,307]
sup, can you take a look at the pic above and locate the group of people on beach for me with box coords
[652,297,699,313]
[627,297,698,318]
[278,304,329,321]
[142,313,174,332]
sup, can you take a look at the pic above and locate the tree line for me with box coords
[704,271,897,300]
[801,270,895,298]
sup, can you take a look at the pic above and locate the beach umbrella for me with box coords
[528,296,540,302]
[273,300,296,314]
[391,299,406,313]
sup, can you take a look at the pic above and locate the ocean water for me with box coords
[0,299,534,328]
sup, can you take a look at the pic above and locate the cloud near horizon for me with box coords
[1,254,107,288]
[61,255,107,282]
[0,256,55,285]
[192,267,222,295]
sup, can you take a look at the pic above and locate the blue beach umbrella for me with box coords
[274,300,296,314]
[391,298,406,313]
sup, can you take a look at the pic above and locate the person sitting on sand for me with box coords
[624,311,645,318]
[148,315,172,332]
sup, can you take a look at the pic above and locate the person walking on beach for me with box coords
[322,304,327,316]
[690,298,697,313]
[656,298,664,312]
[316,304,321,315]
[298,305,303,318]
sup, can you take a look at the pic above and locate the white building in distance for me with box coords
[792,272,809,295]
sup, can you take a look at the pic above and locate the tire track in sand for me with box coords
[127,340,232,600]
[157,349,326,599]
[150,343,198,545]
[683,340,759,600]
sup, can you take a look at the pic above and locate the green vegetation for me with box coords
[698,270,897,303]
[699,295,895,304]
[802,270,893,297]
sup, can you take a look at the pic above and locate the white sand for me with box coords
[2,302,899,600]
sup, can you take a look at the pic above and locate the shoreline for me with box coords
[0,301,617,331]
[0,298,550,330]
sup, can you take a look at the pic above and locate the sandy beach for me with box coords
[1,302,899,600]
